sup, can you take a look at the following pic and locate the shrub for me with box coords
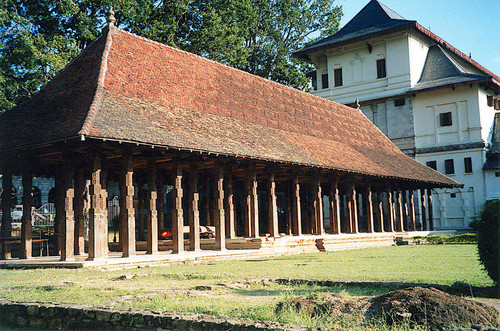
[477,198,499,284]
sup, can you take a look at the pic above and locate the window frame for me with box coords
[321,73,329,89]
[439,112,453,127]
[334,68,343,87]
[444,159,455,174]
[376,58,386,79]
[464,157,473,174]
[426,160,437,170]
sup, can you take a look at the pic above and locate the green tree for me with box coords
[0,0,342,113]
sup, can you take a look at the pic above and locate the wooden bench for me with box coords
[0,237,50,259]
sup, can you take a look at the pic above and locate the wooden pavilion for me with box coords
[0,19,460,262]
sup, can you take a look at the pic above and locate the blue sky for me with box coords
[337,0,500,75]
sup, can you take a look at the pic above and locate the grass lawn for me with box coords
[0,244,495,329]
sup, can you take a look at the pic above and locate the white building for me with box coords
[294,0,500,230]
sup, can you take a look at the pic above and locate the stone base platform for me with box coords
[0,231,451,270]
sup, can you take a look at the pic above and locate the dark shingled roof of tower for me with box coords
[484,113,500,170]
[410,45,491,93]
[294,0,414,56]
[0,26,460,187]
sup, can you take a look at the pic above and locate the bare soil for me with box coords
[277,286,499,329]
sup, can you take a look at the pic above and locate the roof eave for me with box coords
[293,22,415,61]
[410,77,496,94]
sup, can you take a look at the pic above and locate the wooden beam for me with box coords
[188,164,201,251]
[20,174,33,259]
[146,159,158,255]
[120,154,135,257]
[172,162,184,253]
[427,188,434,230]
[244,177,252,238]
[396,189,404,232]
[250,168,259,238]
[376,191,384,232]
[313,174,324,235]
[386,188,395,232]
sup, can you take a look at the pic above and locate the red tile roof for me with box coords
[0,26,460,187]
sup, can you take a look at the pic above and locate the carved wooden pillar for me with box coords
[386,187,394,232]
[408,190,416,231]
[312,174,324,235]
[119,154,135,257]
[285,183,292,236]
[172,162,184,253]
[395,189,404,232]
[54,172,64,256]
[88,155,108,260]
[292,174,302,236]
[376,190,384,232]
[60,164,75,261]
[402,190,408,231]
[137,178,145,241]
[20,173,33,259]
[244,177,252,238]
[146,159,158,255]
[268,170,279,237]
[157,172,165,232]
[420,189,427,231]
[225,170,236,239]
[214,166,225,250]
[366,185,374,233]
[329,177,341,234]
[74,169,85,255]
[347,181,358,233]
[188,165,201,251]
[250,168,259,238]
[427,188,434,230]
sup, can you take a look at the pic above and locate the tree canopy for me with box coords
[0,0,342,112]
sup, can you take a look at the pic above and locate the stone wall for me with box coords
[0,299,321,330]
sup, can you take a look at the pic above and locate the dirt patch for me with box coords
[367,286,499,329]
[277,287,499,329]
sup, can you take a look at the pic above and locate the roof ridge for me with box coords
[78,26,115,136]
[107,26,360,115]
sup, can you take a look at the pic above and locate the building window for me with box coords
[439,112,452,126]
[426,161,437,170]
[444,159,455,174]
[376,59,386,78]
[321,73,329,89]
[495,172,500,177]
[495,99,500,110]
[450,193,456,198]
[487,95,493,107]
[334,68,343,87]
[464,157,472,173]
[394,98,405,107]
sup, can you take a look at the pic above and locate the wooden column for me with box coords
[60,164,75,261]
[408,190,416,231]
[136,179,145,241]
[402,190,408,231]
[244,177,252,237]
[20,174,33,259]
[54,172,63,255]
[172,163,184,253]
[214,166,226,250]
[420,189,427,231]
[329,177,341,234]
[386,188,394,232]
[250,169,259,238]
[120,155,135,257]
[366,185,374,233]
[427,188,434,230]
[74,169,85,255]
[312,174,324,235]
[204,177,211,226]
[285,183,292,235]
[0,171,12,259]
[395,189,404,232]
[268,170,279,237]
[376,191,384,232]
[292,175,302,236]
[347,181,358,233]
[146,159,158,255]
[157,173,165,231]
[88,155,108,260]
[225,170,236,239]
[188,165,201,251]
